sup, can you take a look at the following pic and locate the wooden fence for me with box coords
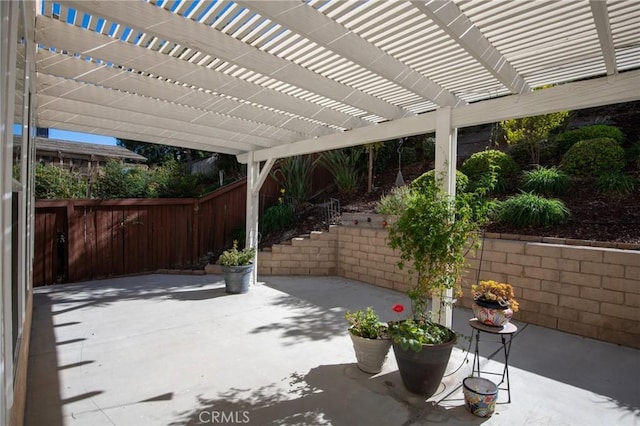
[34,161,334,286]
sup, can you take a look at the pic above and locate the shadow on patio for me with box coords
[26,274,639,425]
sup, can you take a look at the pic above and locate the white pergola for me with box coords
[1,1,639,420]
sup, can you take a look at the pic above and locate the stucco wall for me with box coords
[258,214,640,349]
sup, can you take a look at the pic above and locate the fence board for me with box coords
[34,168,328,285]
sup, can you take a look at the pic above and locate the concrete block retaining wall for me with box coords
[258,214,640,349]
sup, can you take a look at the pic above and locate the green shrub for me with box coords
[496,193,570,227]
[260,199,294,235]
[521,166,570,196]
[508,139,558,168]
[595,172,636,195]
[460,150,519,193]
[35,163,87,199]
[319,148,362,193]
[410,170,469,193]
[420,137,436,162]
[557,124,625,154]
[560,137,625,178]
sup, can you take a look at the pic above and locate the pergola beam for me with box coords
[37,50,335,138]
[36,74,293,146]
[58,0,411,121]
[414,0,530,94]
[36,16,370,132]
[239,69,640,163]
[37,119,242,155]
[237,0,463,107]
[590,0,618,76]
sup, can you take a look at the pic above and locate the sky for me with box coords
[13,124,117,145]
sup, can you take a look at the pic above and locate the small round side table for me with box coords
[468,318,518,403]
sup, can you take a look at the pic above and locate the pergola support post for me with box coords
[433,106,457,329]
[244,154,276,285]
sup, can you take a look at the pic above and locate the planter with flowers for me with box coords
[218,241,256,294]
[345,307,391,374]
[471,280,519,327]
[379,172,494,396]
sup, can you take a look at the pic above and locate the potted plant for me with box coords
[379,174,494,395]
[218,241,256,294]
[471,280,519,326]
[344,307,391,374]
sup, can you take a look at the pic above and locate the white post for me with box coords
[0,0,19,421]
[245,152,259,285]
[433,106,458,328]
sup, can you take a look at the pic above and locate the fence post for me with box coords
[192,198,199,264]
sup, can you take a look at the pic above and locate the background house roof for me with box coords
[30,1,640,161]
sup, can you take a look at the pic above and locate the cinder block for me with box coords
[625,293,640,308]
[579,311,640,334]
[344,270,359,281]
[369,237,387,247]
[477,250,507,263]
[517,299,540,313]
[541,257,580,272]
[513,276,541,290]
[518,311,558,329]
[560,271,601,288]
[352,236,369,245]
[291,254,309,262]
[310,231,323,240]
[597,328,640,350]
[626,266,640,281]
[489,239,525,254]
[603,250,640,266]
[523,266,560,282]
[490,262,524,276]
[558,295,599,313]
[522,288,557,305]
[385,272,404,282]
[375,246,397,256]
[309,268,330,276]
[600,303,640,321]
[281,260,301,268]
[540,281,580,297]
[257,266,271,275]
[580,287,624,304]
[581,261,624,278]
[538,303,579,321]
[343,242,360,252]
[272,267,291,275]
[374,277,394,289]
[602,277,640,294]
[507,253,541,267]
[353,250,369,261]
[561,246,603,263]
[290,267,310,275]
[360,228,379,237]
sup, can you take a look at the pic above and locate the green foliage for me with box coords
[460,149,520,193]
[377,186,412,217]
[35,163,87,199]
[557,124,625,155]
[93,160,150,198]
[595,172,636,195]
[272,156,317,209]
[420,137,436,162]
[319,148,363,193]
[344,307,388,339]
[410,170,469,193]
[260,195,294,235]
[116,138,208,165]
[218,241,256,266]
[500,110,569,165]
[380,182,491,317]
[626,143,640,168]
[388,319,456,351]
[560,137,625,178]
[508,139,558,168]
[521,166,570,196]
[496,193,570,227]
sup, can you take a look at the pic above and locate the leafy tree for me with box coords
[500,110,569,166]
[116,138,209,166]
[35,163,87,199]
[93,160,150,198]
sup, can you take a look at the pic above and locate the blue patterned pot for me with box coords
[463,377,498,418]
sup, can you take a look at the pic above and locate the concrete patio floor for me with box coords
[26,274,640,426]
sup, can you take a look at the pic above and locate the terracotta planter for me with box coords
[349,332,392,374]
[392,333,456,396]
[472,299,513,327]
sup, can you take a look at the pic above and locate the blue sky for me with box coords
[13,124,117,145]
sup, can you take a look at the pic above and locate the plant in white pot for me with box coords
[345,307,391,374]
[378,171,494,396]
[218,241,256,294]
